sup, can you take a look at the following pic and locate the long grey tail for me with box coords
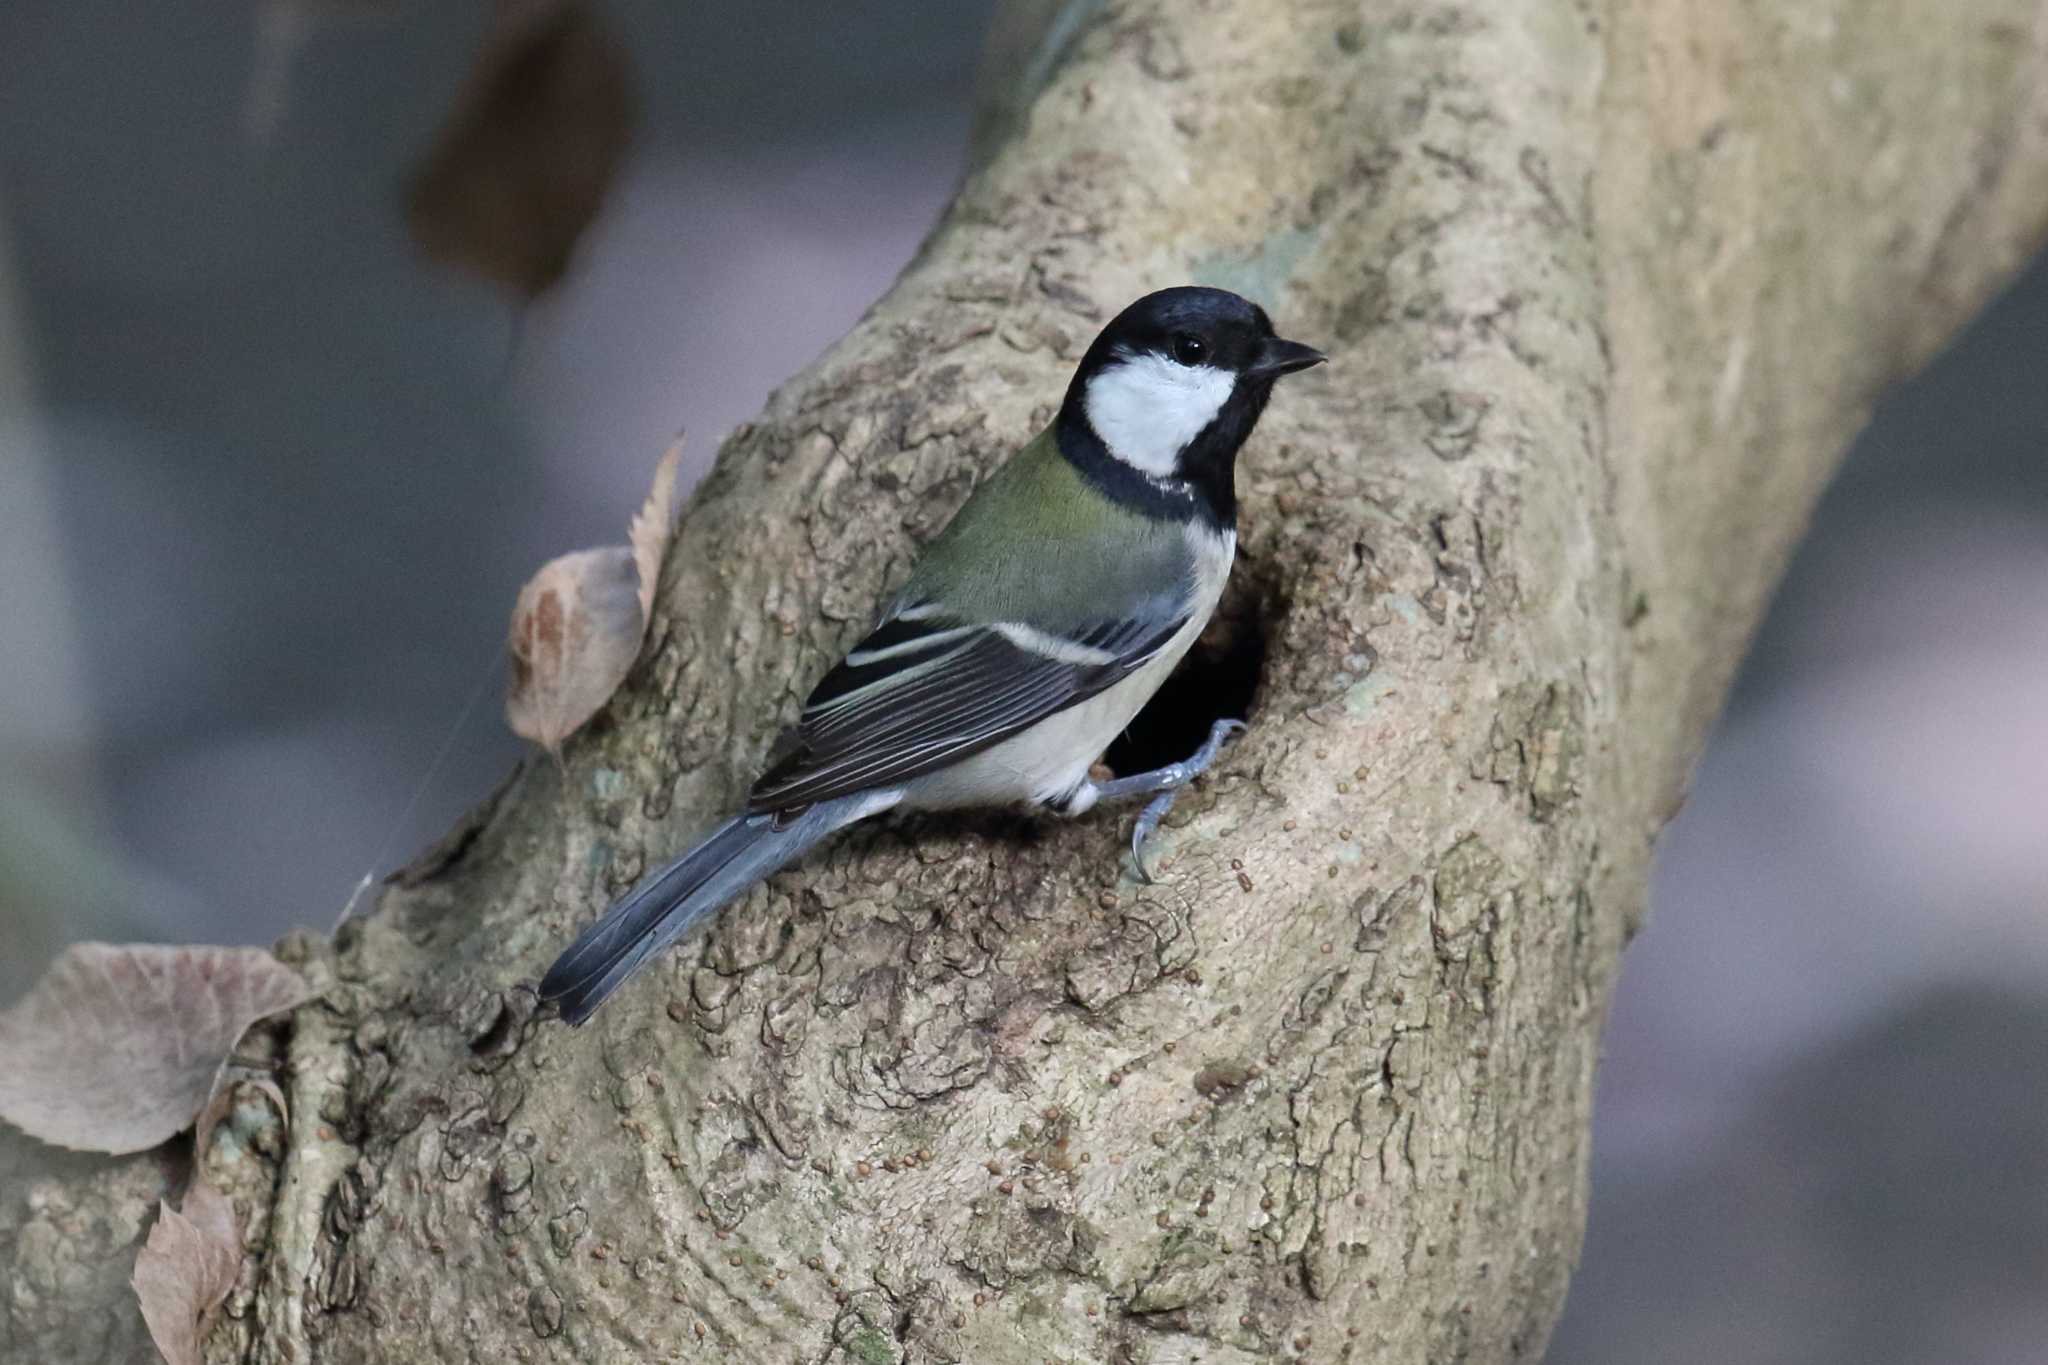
[538,794,879,1025]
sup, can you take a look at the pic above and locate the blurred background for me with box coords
[1,3,2041,1360]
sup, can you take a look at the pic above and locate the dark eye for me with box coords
[1170,332,1208,366]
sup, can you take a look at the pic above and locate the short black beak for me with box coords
[1247,337,1327,380]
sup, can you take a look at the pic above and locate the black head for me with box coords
[1056,286,1325,527]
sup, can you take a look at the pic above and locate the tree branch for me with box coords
[6,1,2045,1361]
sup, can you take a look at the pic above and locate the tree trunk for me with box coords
[7,1,2046,1361]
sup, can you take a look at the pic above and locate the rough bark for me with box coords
[6,1,2046,1362]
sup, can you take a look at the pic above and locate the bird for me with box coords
[539,286,1324,1024]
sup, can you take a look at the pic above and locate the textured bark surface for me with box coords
[6,1,2046,1362]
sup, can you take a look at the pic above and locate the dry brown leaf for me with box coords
[505,545,643,755]
[0,944,313,1154]
[630,436,685,628]
[133,1183,241,1365]
[506,443,687,754]
[403,0,636,297]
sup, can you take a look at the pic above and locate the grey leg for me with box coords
[1086,719,1246,883]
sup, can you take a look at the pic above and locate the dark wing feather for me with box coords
[747,610,1184,812]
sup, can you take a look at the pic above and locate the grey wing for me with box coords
[746,607,1186,812]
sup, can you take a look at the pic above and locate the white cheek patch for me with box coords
[1083,351,1235,477]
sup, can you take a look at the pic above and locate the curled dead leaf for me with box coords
[630,437,685,627]
[0,944,313,1155]
[133,1182,241,1365]
[404,0,636,297]
[505,546,642,755]
[506,439,686,753]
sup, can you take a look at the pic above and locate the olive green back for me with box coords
[899,428,1197,630]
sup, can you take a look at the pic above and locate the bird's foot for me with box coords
[1085,718,1245,883]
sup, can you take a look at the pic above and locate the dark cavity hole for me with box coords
[1102,565,1280,778]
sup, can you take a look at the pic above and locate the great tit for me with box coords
[540,286,1324,1024]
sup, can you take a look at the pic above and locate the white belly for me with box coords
[898,525,1233,812]
[899,621,1201,810]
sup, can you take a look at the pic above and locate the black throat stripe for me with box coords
[1054,399,1239,531]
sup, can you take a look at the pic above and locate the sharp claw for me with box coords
[1207,718,1248,756]
[1130,789,1177,884]
[1122,720,1250,885]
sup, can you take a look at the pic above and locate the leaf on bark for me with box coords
[506,546,643,755]
[133,1182,241,1365]
[0,944,313,1155]
[506,440,684,754]
[630,437,685,628]
[403,0,636,297]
